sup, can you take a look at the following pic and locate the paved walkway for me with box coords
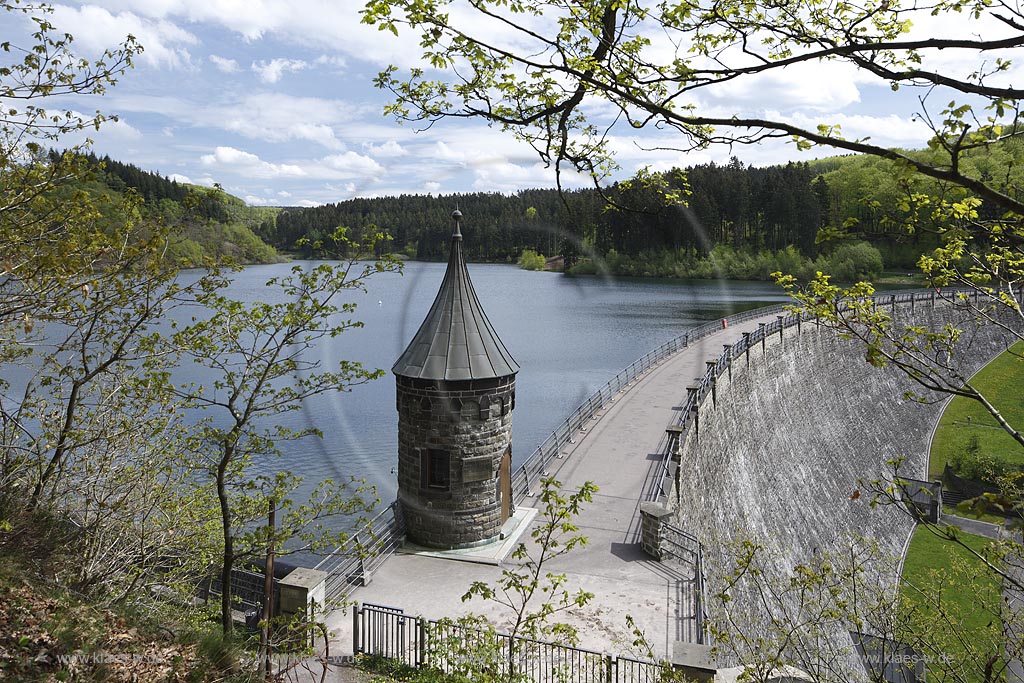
[322,313,783,662]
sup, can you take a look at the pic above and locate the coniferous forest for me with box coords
[78,141,1023,281]
[265,151,978,280]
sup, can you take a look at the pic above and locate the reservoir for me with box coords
[204,261,790,503]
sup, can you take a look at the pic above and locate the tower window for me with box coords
[422,449,451,490]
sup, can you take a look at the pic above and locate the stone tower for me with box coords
[392,209,519,549]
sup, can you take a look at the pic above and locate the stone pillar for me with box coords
[278,567,328,648]
[639,502,673,559]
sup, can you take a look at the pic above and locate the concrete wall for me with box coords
[669,299,1019,657]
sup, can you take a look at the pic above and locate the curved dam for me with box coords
[668,296,1020,659]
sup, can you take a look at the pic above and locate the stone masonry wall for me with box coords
[669,300,1020,658]
[396,375,515,549]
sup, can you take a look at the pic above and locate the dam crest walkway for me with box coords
[325,309,787,659]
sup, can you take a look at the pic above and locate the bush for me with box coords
[816,241,884,281]
[517,249,546,271]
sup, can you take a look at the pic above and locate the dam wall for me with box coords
[666,295,1020,659]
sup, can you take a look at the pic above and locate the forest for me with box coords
[265,145,1015,280]
[71,134,1024,283]
[71,151,282,266]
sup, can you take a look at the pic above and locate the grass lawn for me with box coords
[928,340,1024,478]
[900,526,1003,679]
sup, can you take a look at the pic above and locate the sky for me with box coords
[8,1,1018,207]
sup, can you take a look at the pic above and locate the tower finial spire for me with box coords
[452,207,463,239]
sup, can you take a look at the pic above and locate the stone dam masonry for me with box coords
[667,299,1020,641]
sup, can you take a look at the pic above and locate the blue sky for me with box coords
[11,1,1012,207]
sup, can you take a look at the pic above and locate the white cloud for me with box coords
[471,162,581,194]
[251,57,309,83]
[209,54,240,73]
[764,111,931,149]
[106,92,357,151]
[423,181,441,193]
[313,55,347,71]
[200,146,306,178]
[705,61,865,113]
[365,140,408,157]
[317,152,386,179]
[169,173,192,183]
[49,5,197,69]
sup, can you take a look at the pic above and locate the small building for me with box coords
[392,209,519,549]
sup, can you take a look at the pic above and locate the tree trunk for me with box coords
[217,446,234,636]
[260,499,275,681]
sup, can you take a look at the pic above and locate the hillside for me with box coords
[79,153,282,267]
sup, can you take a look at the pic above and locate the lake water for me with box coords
[216,261,791,504]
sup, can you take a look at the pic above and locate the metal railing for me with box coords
[660,523,708,645]
[313,501,405,602]
[512,304,788,502]
[353,602,673,683]
[204,567,277,613]
[637,287,995,647]
[642,287,989,508]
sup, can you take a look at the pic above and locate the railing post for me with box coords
[758,322,767,353]
[742,332,751,365]
[776,315,784,343]
[705,361,718,407]
[686,386,699,439]
[605,653,614,683]
[723,344,732,380]
[417,617,426,667]
[352,601,360,656]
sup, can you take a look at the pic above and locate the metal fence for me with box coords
[353,602,673,683]
[204,567,279,614]
[512,303,788,503]
[637,287,998,648]
[641,287,992,508]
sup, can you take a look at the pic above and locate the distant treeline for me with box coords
[266,155,953,275]
[267,159,832,265]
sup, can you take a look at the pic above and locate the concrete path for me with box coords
[322,313,783,662]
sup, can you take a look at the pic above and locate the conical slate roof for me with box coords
[393,210,519,381]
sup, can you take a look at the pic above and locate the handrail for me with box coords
[313,500,405,601]
[642,287,980,506]
[512,303,788,502]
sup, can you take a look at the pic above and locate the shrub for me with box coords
[517,249,546,271]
